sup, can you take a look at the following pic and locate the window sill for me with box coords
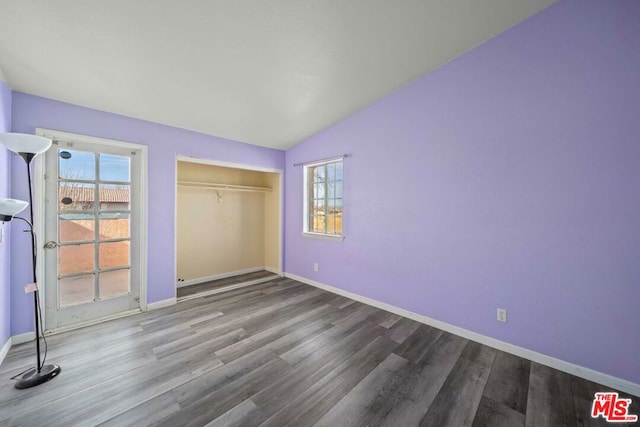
[302,232,345,242]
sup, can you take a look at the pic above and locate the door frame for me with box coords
[34,128,148,332]
[175,154,284,286]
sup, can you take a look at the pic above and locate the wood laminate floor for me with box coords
[177,270,280,300]
[1,277,638,426]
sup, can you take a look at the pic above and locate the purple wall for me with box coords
[285,0,640,385]
[10,92,284,335]
[0,79,11,347]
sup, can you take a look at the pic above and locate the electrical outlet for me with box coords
[313,263,319,272]
[497,308,507,323]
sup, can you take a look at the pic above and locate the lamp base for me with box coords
[14,364,61,389]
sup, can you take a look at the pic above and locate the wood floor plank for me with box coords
[313,352,409,427]
[197,286,312,322]
[157,357,291,427]
[214,304,334,363]
[525,363,576,427]
[419,342,496,427]
[236,292,336,335]
[184,289,328,342]
[98,391,181,427]
[378,312,402,329]
[363,332,469,427]
[329,302,379,328]
[259,316,334,358]
[393,324,444,364]
[472,396,525,427]
[482,350,530,414]
[208,281,316,316]
[384,316,421,344]
[198,278,303,310]
[336,298,356,309]
[259,335,398,426]
[204,399,262,427]
[322,293,344,306]
[153,327,247,360]
[279,306,383,366]
[251,322,390,422]
[170,347,279,409]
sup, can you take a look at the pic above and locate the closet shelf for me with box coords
[177,180,272,193]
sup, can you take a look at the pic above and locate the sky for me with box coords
[59,149,130,183]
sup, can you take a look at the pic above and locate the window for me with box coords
[304,159,343,239]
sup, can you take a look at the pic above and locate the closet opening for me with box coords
[175,156,282,301]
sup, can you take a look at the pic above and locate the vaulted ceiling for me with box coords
[0,0,556,149]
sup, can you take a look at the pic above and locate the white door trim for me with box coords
[34,128,148,331]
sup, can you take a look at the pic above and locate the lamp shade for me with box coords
[0,133,52,155]
[0,198,29,221]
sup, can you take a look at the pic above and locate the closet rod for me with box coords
[177,180,272,192]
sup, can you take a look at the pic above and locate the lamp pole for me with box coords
[22,152,43,376]
[0,133,62,389]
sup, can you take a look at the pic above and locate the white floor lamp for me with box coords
[0,133,61,389]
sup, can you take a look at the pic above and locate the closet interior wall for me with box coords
[176,161,280,286]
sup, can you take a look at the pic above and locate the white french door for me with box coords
[43,134,144,330]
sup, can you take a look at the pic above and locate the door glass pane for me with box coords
[59,150,95,180]
[99,241,130,269]
[59,274,94,306]
[59,244,95,275]
[99,269,130,299]
[59,183,95,211]
[100,154,130,182]
[99,213,130,239]
[59,214,95,242]
[99,184,130,211]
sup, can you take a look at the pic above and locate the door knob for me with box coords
[44,241,58,249]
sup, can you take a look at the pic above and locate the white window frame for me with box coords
[302,158,344,242]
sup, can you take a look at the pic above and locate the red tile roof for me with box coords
[59,186,129,203]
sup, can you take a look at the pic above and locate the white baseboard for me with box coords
[177,267,266,288]
[0,337,11,366]
[285,272,640,398]
[265,266,281,275]
[12,332,35,345]
[147,298,177,311]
